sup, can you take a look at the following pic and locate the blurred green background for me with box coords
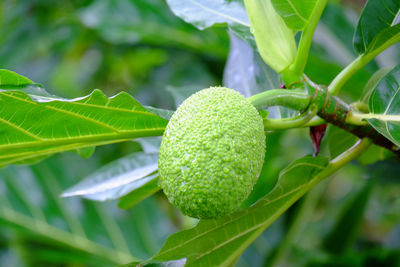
[0,0,399,266]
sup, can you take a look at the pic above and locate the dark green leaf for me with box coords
[326,126,358,159]
[271,0,318,31]
[0,161,142,265]
[353,0,400,54]
[145,156,328,266]
[361,67,394,104]
[323,180,374,253]
[118,177,160,210]
[61,152,158,201]
[366,64,400,147]
[78,0,226,57]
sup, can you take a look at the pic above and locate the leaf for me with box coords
[222,32,295,119]
[0,69,37,89]
[0,79,167,167]
[0,156,173,265]
[271,0,318,31]
[118,177,160,210]
[323,180,374,253]
[77,0,226,57]
[353,0,400,54]
[366,64,400,147]
[135,136,162,153]
[361,67,394,104]
[61,152,158,201]
[243,0,297,73]
[327,126,358,159]
[166,84,203,108]
[165,0,250,30]
[223,32,280,97]
[144,106,174,121]
[145,156,328,266]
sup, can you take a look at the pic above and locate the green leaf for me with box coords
[61,152,158,201]
[223,32,280,98]
[361,67,394,104]
[78,0,226,57]
[166,84,203,108]
[271,0,318,31]
[243,0,297,73]
[0,82,167,167]
[353,0,400,54]
[326,126,358,159]
[365,64,400,147]
[223,32,295,119]
[165,0,250,30]
[118,177,160,210]
[145,156,328,266]
[0,69,37,89]
[0,159,150,265]
[323,180,374,254]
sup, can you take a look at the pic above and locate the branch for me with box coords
[308,84,400,157]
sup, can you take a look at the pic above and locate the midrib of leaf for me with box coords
[286,0,307,22]
[188,0,250,27]
[0,206,138,264]
[359,114,400,121]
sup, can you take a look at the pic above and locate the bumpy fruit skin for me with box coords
[158,87,266,219]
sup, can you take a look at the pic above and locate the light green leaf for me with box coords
[61,152,159,202]
[271,0,318,31]
[366,64,400,147]
[147,156,328,266]
[243,0,297,73]
[0,69,37,89]
[0,84,167,168]
[353,0,400,54]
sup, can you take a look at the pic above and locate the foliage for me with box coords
[0,0,399,266]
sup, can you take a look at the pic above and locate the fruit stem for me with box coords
[248,89,310,111]
[263,104,318,130]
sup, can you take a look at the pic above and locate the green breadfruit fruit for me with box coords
[158,87,266,219]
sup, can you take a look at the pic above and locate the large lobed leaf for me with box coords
[138,156,329,266]
[0,70,167,167]
[353,0,400,54]
[366,64,400,147]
